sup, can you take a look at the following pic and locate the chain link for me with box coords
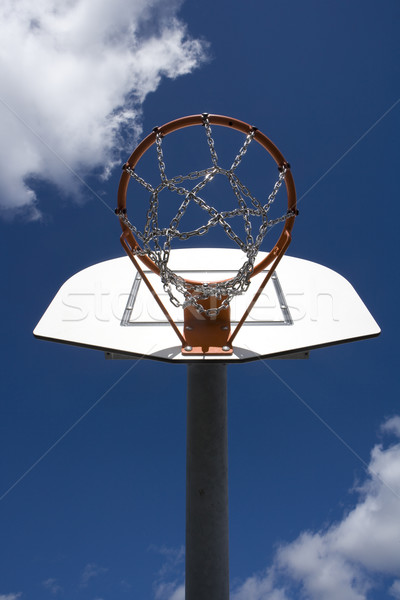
[203,115,219,166]
[230,128,255,172]
[118,125,293,316]
[156,133,167,181]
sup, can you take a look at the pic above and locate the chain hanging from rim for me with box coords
[117,114,295,316]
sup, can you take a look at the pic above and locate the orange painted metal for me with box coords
[228,231,292,347]
[182,297,233,356]
[117,113,296,281]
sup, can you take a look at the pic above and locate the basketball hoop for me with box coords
[34,111,381,600]
[115,113,297,355]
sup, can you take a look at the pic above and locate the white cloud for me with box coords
[232,418,400,600]
[231,568,289,600]
[80,562,108,587]
[390,580,400,599]
[152,545,185,579]
[166,584,185,600]
[381,416,400,437]
[276,532,369,600]
[0,0,207,219]
[0,595,22,600]
[42,578,63,595]
[151,545,185,600]
[155,581,184,600]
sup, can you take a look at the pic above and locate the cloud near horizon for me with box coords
[162,416,400,600]
[231,415,400,600]
[0,0,208,219]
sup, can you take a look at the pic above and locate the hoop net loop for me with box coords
[116,114,297,317]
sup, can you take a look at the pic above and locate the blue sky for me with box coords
[0,1,399,599]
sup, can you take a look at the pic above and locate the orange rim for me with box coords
[117,113,297,280]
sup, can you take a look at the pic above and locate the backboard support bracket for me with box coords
[120,232,186,347]
[182,302,233,356]
[228,231,291,346]
[121,231,294,357]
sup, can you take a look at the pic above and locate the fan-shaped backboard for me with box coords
[34,249,380,362]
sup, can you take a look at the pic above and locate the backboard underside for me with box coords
[33,249,380,363]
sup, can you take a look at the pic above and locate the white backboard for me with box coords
[34,249,380,362]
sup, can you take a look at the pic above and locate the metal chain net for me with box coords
[118,115,294,316]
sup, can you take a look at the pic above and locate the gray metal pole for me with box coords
[185,363,229,600]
